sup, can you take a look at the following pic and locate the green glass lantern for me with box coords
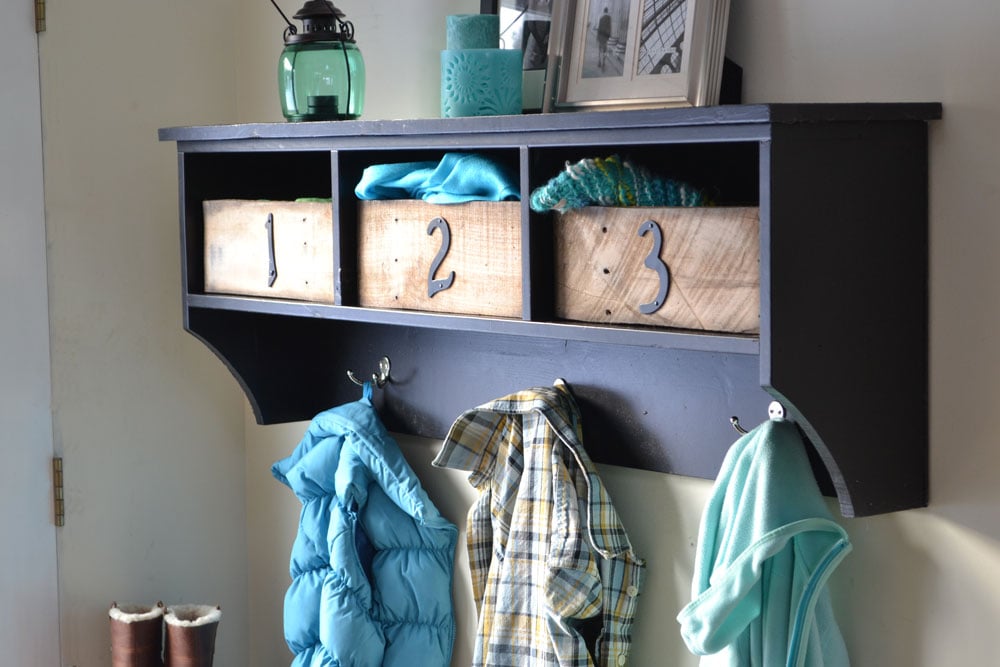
[272,0,365,121]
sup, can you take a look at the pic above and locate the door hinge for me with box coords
[35,0,46,33]
[52,457,64,527]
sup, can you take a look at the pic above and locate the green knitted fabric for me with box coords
[529,155,703,213]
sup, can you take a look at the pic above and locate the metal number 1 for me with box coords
[427,217,455,298]
[638,219,669,314]
[265,213,277,287]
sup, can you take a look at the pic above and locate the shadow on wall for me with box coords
[835,511,933,665]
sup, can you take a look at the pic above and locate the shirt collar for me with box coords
[434,380,636,558]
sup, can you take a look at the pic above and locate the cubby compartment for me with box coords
[336,147,523,309]
[526,141,762,332]
[162,104,940,517]
[181,151,333,298]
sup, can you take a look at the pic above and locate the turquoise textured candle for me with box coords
[446,14,500,50]
[441,49,522,117]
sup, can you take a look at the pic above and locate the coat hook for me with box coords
[730,415,748,435]
[731,401,788,435]
[347,356,391,388]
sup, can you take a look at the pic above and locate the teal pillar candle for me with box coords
[446,14,500,50]
[441,49,523,117]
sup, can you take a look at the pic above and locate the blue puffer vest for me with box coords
[271,384,458,667]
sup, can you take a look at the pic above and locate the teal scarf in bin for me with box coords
[354,152,519,203]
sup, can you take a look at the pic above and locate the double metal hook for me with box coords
[347,356,391,389]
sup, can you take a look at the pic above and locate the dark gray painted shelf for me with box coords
[160,103,940,517]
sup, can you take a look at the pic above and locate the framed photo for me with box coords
[543,0,730,111]
[481,0,554,112]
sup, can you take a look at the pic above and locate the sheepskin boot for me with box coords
[109,601,165,667]
[163,604,221,667]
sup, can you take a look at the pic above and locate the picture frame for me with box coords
[542,0,731,112]
[480,0,554,112]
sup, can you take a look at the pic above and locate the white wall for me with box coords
[32,0,1000,664]
[242,1,1000,666]
[727,3,1000,661]
[38,2,250,665]
[238,0,476,124]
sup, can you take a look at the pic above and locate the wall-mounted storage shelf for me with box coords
[160,103,940,517]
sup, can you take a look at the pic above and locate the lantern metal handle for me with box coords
[269,0,297,37]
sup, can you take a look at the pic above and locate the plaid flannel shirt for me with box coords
[433,381,645,667]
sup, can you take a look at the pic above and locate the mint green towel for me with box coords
[354,152,519,203]
[677,418,852,667]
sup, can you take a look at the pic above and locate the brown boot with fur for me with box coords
[109,601,165,667]
[163,604,221,667]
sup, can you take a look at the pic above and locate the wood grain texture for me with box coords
[203,200,334,303]
[358,200,522,317]
[555,206,760,333]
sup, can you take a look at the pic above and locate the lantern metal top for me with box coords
[283,0,356,45]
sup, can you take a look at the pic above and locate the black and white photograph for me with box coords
[545,0,730,110]
[637,0,688,75]
[581,1,631,79]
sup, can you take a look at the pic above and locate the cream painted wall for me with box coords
[241,2,1000,666]
[38,1,250,665]
[31,0,995,663]
[240,0,478,123]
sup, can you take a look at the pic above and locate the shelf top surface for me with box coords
[159,103,942,144]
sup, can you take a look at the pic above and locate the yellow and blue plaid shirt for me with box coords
[434,381,645,666]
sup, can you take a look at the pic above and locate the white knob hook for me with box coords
[731,400,788,434]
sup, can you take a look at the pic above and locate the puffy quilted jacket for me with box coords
[271,384,458,667]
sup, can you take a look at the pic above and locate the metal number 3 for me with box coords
[427,217,455,298]
[637,219,670,314]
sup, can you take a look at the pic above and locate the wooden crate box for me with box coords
[358,200,522,318]
[203,199,334,303]
[555,206,760,334]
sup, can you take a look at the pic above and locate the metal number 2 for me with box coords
[427,216,455,298]
[637,219,669,314]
